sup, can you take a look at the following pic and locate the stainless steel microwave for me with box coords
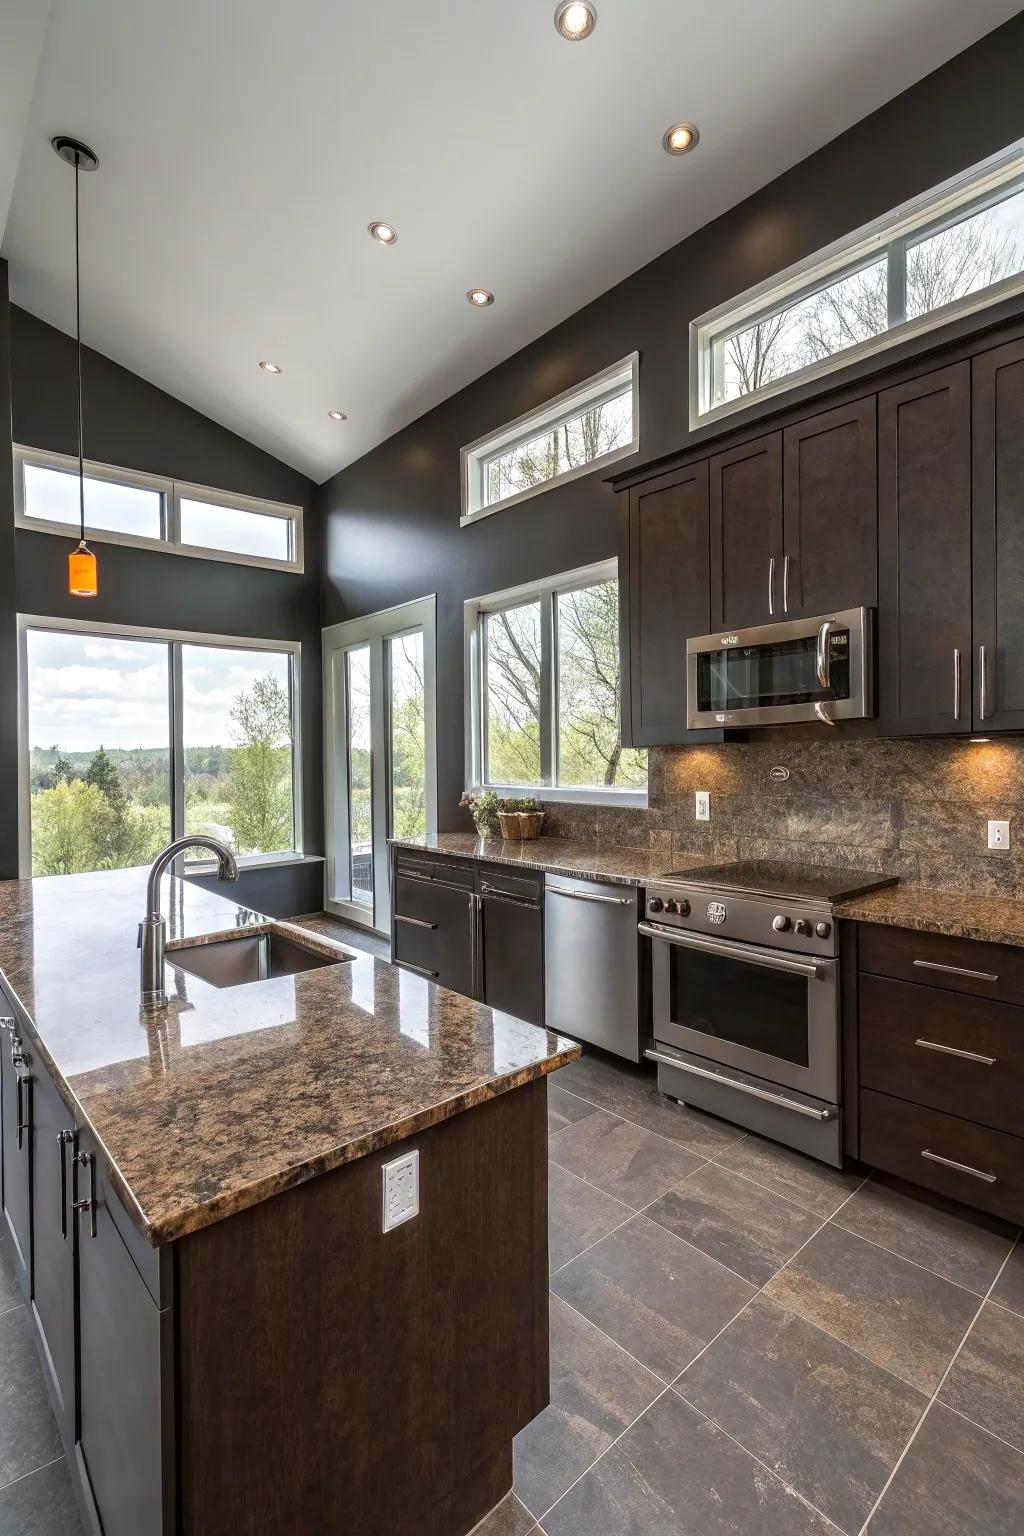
[686,607,874,728]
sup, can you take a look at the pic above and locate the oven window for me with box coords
[696,634,849,713]
[668,946,810,1067]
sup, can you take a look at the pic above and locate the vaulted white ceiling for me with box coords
[3,0,1019,483]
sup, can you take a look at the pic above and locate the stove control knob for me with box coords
[815,921,832,940]
[678,898,691,917]
[648,897,664,914]
[664,899,678,914]
[772,914,792,933]
[795,919,813,937]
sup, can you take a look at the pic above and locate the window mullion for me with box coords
[169,641,185,844]
[539,589,555,787]
[887,238,907,329]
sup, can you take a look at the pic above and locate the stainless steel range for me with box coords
[639,861,895,1166]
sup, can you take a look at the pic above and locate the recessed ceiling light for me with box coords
[662,122,700,155]
[259,360,282,373]
[554,1,597,41]
[328,409,347,421]
[466,288,494,307]
[368,221,398,245]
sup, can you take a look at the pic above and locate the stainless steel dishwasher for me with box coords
[544,874,643,1061]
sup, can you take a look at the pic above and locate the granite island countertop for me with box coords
[0,868,579,1247]
[391,832,692,886]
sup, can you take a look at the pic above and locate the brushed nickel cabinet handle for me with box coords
[915,1038,996,1066]
[74,1151,98,1238]
[58,1129,75,1240]
[979,644,989,720]
[398,959,439,981]
[768,556,775,616]
[953,648,961,721]
[921,1148,996,1184]
[912,959,998,983]
[782,553,791,613]
[394,913,437,930]
[15,1073,31,1149]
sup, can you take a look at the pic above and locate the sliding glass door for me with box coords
[324,598,436,932]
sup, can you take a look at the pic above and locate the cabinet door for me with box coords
[783,398,877,617]
[393,873,475,997]
[878,364,972,735]
[710,432,783,629]
[973,338,1024,730]
[480,892,544,1026]
[1,1024,32,1296]
[622,460,710,745]
[30,1065,76,1442]
[76,1131,170,1536]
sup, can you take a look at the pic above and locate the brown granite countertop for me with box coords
[391,832,690,886]
[835,884,1024,948]
[0,869,579,1247]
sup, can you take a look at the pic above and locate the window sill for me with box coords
[476,785,648,809]
[460,437,639,527]
[183,852,324,876]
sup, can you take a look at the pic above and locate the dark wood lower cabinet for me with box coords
[1,1015,32,1297]
[30,1063,77,1441]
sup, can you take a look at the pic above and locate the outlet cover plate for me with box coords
[988,819,1011,851]
[695,790,710,822]
[382,1149,419,1232]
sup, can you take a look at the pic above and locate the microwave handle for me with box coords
[815,619,833,689]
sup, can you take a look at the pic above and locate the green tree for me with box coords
[85,745,125,807]
[31,781,109,875]
[224,675,293,854]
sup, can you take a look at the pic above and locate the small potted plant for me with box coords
[498,796,546,840]
[460,790,501,839]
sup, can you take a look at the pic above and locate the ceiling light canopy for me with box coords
[368,220,398,245]
[554,1,596,41]
[466,288,494,307]
[663,122,700,155]
[259,359,282,373]
[328,409,347,421]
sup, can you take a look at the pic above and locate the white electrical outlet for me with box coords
[382,1150,419,1232]
[988,819,1011,851]
[695,790,710,822]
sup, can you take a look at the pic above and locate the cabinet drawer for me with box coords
[393,875,475,996]
[859,974,1024,1137]
[392,918,441,980]
[477,865,543,903]
[393,851,475,890]
[860,1089,1024,1224]
[859,922,1024,1007]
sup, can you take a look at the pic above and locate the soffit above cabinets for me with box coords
[2,0,1019,482]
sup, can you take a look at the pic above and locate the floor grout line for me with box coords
[547,1152,707,1222]
[854,1230,1023,1535]
[939,1400,1024,1460]
[550,1292,669,1386]
[533,1171,872,1528]
[549,1080,745,1161]
[697,1150,863,1221]
[828,1212,1017,1299]
[0,1455,65,1497]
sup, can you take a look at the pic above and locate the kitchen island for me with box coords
[0,867,579,1536]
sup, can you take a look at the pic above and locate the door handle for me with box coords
[548,885,631,906]
[979,644,989,720]
[782,554,791,614]
[15,1073,31,1150]
[953,648,961,721]
[644,1050,833,1121]
[815,620,833,689]
[639,921,825,978]
[768,556,775,616]
[58,1129,75,1240]
[74,1151,98,1238]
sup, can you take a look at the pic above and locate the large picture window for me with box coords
[21,619,301,877]
[465,560,646,804]
[460,355,639,525]
[14,447,303,573]
[692,140,1024,426]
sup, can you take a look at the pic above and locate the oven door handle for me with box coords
[638,922,826,980]
[644,1050,834,1121]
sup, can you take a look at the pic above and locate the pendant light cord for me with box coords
[75,154,85,545]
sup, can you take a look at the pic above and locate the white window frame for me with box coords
[13,445,304,574]
[17,613,306,878]
[464,557,646,807]
[691,137,1024,429]
[460,353,639,526]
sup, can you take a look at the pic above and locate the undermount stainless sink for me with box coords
[169,931,350,989]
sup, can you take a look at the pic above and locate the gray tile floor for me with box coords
[477,1052,1024,1536]
[3,1044,1022,1536]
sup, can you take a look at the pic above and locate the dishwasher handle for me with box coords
[548,884,631,907]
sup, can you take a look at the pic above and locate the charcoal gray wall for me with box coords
[6,303,323,915]
[0,264,18,879]
[318,13,1024,831]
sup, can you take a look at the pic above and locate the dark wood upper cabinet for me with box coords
[621,460,711,746]
[709,433,783,630]
[878,363,972,736]
[973,337,1024,731]
[782,397,877,618]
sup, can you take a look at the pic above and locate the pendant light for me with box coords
[52,136,99,598]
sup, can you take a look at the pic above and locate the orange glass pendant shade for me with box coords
[68,540,98,597]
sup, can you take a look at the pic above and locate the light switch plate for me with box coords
[382,1150,419,1232]
[988,819,1011,851]
[695,790,710,822]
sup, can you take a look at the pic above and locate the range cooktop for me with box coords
[657,860,897,906]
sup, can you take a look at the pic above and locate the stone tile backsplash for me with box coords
[539,738,1024,893]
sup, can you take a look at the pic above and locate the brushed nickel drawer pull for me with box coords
[953,648,961,721]
[921,1148,997,1184]
[397,959,439,980]
[768,556,775,616]
[912,959,998,983]
[782,553,791,614]
[394,913,437,930]
[915,1038,996,1066]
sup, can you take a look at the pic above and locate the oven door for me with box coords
[644,924,839,1103]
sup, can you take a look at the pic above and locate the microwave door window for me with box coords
[697,636,845,712]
